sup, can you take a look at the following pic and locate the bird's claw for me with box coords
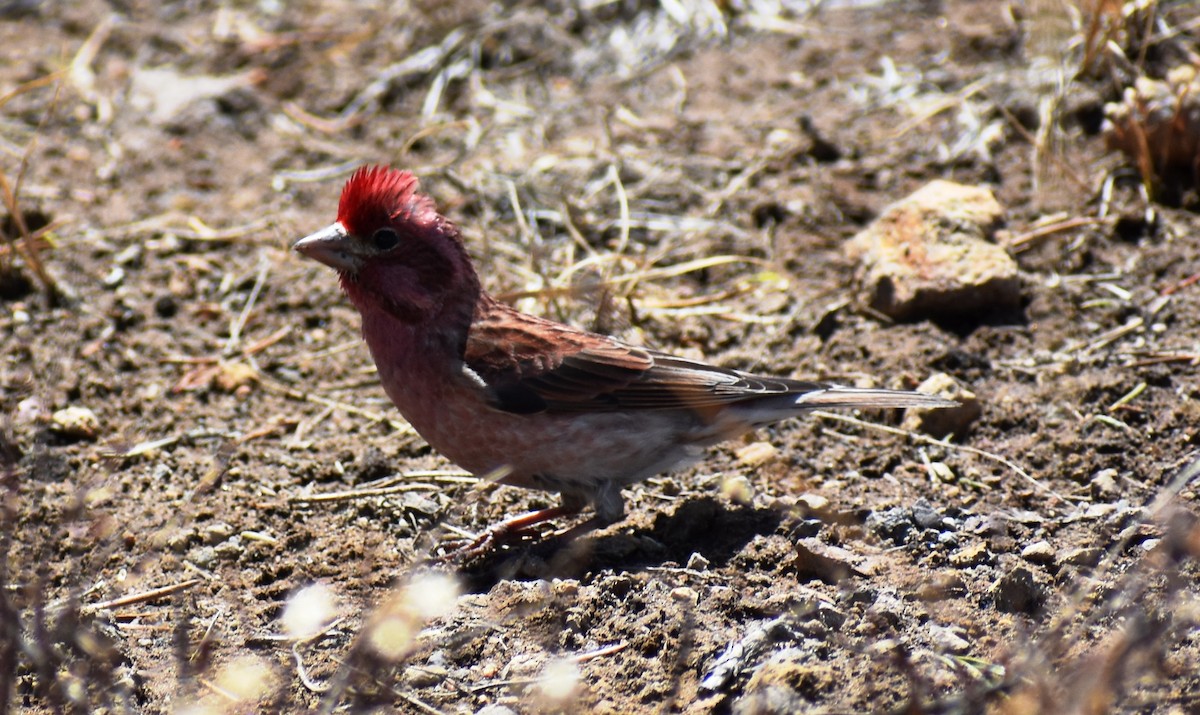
[434,521,543,562]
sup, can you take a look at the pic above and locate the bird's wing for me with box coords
[463,300,825,414]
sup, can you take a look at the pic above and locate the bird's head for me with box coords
[293,166,478,323]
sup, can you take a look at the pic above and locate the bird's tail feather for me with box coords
[794,387,957,410]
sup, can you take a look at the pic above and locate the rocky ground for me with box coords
[4,1,1200,713]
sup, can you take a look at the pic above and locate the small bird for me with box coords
[294,166,954,553]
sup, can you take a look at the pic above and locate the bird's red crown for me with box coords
[337,165,439,237]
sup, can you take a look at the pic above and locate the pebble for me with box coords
[866,589,906,627]
[50,406,100,441]
[927,624,971,654]
[911,499,941,529]
[792,538,870,582]
[866,506,913,544]
[1020,540,1056,564]
[949,542,990,567]
[189,545,218,567]
[1058,546,1102,568]
[201,522,235,545]
[795,493,831,516]
[901,372,983,438]
[15,396,45,425]
[671,587,699,604]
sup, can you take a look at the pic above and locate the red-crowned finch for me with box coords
[294,166,954,552]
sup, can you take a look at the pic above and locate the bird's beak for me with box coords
[293,222,361,273]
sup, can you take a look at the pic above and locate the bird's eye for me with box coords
[372,227,400,252]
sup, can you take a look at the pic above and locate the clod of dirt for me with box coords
[129,67,262,126]
[791,537,877,583]
[50,405,100,441]
[901,371,982,438]
[990,565,1049,614]
[844,180,1021,324]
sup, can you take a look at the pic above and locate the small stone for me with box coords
[795,493,831,517]
[404,665,448,688]
[103,266,125,287]
[866,506,914,544]
[15,396,45,425]
[214,362,257,393]
[911,499,941,529]
[1058,547,1102,567]
[189,545,218,567]
[50,406,100,441]
[201,522,235,545]
[736,441,779,466]
[949,542,990,567]
[671,587,698,604]
[811,601,847,630]
[475,705,518,715]
[721,474,754,505]
[1020,540,1056,564]
[866,589,906,627]
[686,552,711,571]
[901,373,982,438]
[927,623,971,654]
[214,536,243,560]
[735,648,834,715]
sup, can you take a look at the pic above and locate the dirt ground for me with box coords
[4,0,1200,713]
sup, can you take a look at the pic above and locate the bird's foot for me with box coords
[436,504,599,562]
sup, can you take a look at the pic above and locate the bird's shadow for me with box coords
[453,496,787,592]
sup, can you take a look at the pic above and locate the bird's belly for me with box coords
[387,375,700,491]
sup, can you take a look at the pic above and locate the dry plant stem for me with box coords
[0,165,57,303]
[1078,0,1124,76]
[1,75,64,291]
[293,645,329,693]
[994,100,1092,195]
[256,371,414,435]
[81,579,203,614]
[810,410,1070,503]
[1038,452,1200,670]
[225,253,271,356]
[1008,216,1107,252]
[289,483,442,504]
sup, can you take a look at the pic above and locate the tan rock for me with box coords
[845,180,1019,321]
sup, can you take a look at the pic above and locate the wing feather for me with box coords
[463,298,828,414]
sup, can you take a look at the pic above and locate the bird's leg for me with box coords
[439,494,588,560]
[525,480,625,550]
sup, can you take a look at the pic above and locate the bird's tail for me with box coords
[793,386,958,410]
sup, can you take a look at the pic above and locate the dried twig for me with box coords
[81,579,203,614]
[810,410,1069,504]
